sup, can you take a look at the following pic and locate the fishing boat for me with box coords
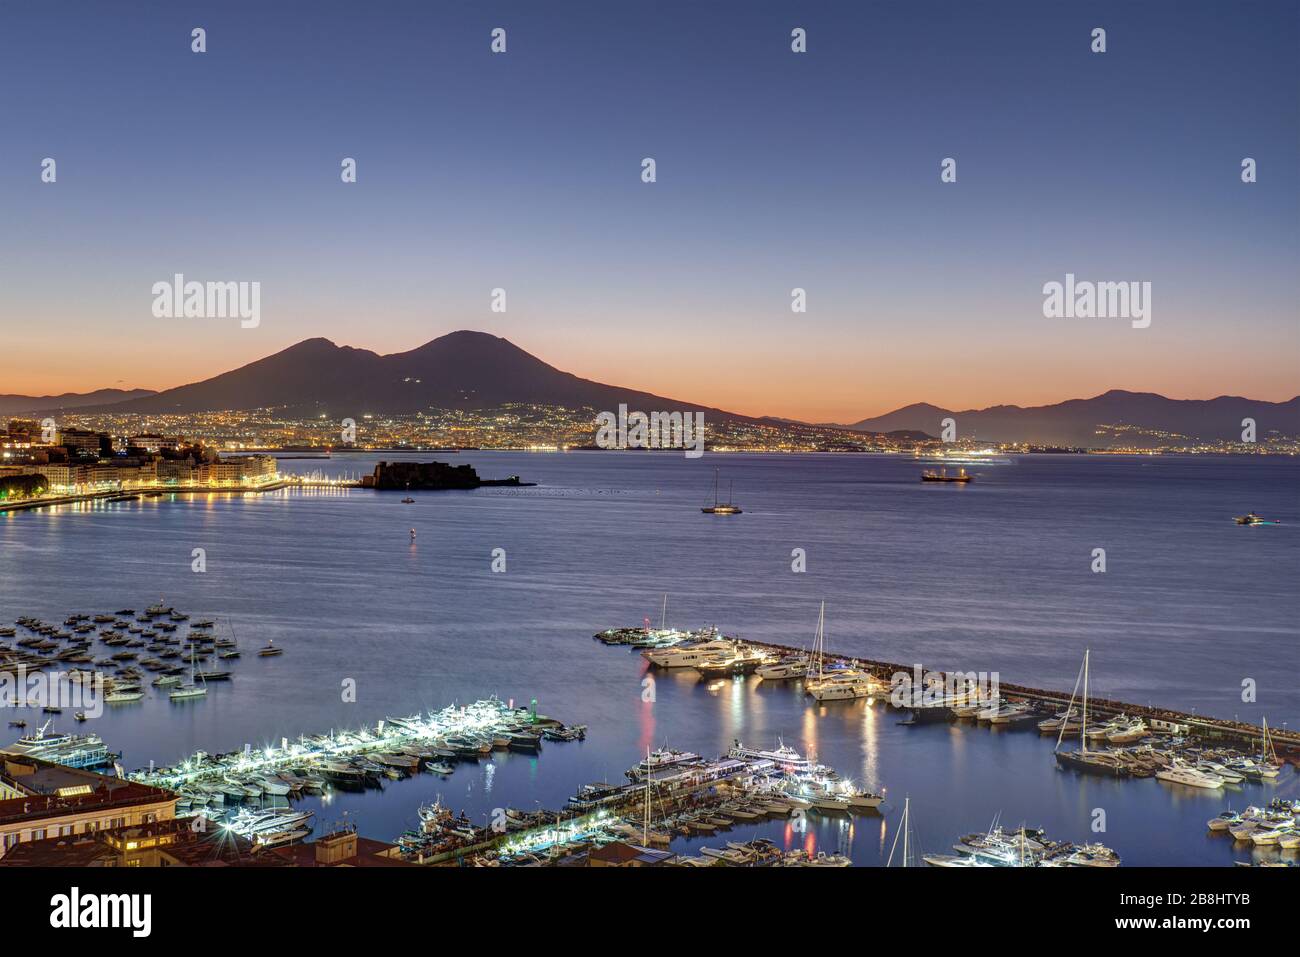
[701,468,742,514]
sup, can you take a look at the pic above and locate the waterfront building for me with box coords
[0,817,265,867]
[0,758,176,860]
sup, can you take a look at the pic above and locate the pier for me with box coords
[129,697,573,796]
[0,476,362,513]
[611,629,1300,757]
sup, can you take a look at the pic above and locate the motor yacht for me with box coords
[642,639,737,668]
[1155,762,1224,789]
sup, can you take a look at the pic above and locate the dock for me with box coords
[611,629,1300,757]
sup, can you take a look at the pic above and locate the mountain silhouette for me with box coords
[844,390,1300,445]
[95,331,744,419]
[0,389,158,417]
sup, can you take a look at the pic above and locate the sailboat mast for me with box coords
[643,747,650,846]
[814,601,825,681]
[1081,648,1090,755]
[1055,653,1086,753]
[660,594,667,631]
[902,797,910,868]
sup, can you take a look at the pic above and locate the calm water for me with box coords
[2,452,1297,866]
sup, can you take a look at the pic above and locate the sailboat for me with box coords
[888,797,918,867]
[1053,649,1127,777]
[169,643,208,701]
[701,468,742,515]
[804,602,875,702]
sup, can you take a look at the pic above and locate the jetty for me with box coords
[601,626,1300,758]
[129,697,576,796]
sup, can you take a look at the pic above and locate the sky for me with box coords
[0,1,1296,422]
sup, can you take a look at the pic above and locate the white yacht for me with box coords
[626,747,701,781]
[1106,716,1148,744]
[803,602,878,702]
[808,670,877,702]
[1197,761,1245,784]
[728,739,814,772]
[1155,762,1224,790]
[642,639,737,668]
[755,656,809,680]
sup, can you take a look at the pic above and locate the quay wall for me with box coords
[730,637,1300,757]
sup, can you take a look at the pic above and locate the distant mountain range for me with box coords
[8,335,1296,448]
[73,331,750,421]
[841,391,1300,446]
[0,389,157,417]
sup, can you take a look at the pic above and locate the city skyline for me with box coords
[2,1,1297,420]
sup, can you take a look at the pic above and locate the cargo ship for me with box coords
[921,468,971,483]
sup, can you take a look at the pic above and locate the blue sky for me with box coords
[1,1,1295,420]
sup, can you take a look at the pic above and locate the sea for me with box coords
[1,451,1297,866]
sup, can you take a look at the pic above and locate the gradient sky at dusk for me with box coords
[1,1,1296,422]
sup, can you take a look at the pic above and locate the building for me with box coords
[196,454,277,485]
[265,826,410,867]
[586,841,676,867]
[0,817,271,867]
[59,429,111,458]
[0,758,177,860]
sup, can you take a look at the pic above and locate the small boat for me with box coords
[73,712,87,722]
[7,720,26,729]
[258,640,284,657]
[105,690,145,704]
[401,496,415,504]
[1234,512,1278,526]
